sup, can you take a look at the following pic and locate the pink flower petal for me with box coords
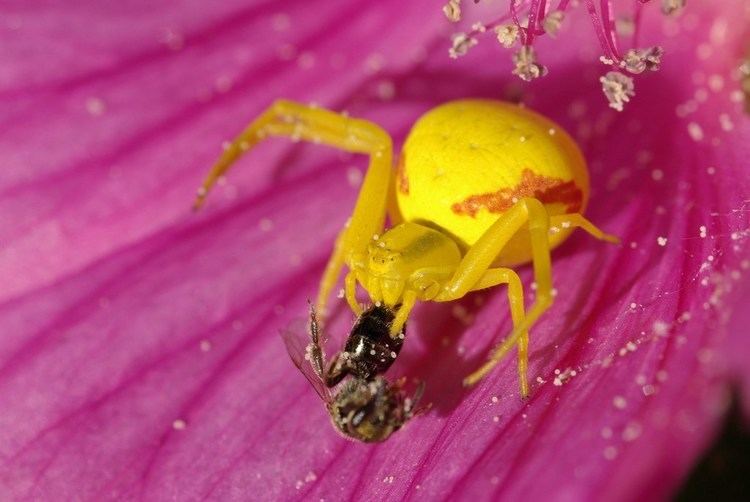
[1,1,748,501]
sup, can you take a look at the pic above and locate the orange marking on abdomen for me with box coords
[396,152,409,195]
[451,168,583,217]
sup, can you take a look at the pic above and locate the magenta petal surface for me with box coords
[1,1,749,501]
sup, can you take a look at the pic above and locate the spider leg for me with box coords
[549,213,620,243]
[194,99,394,319]
[344,270,362,315]
[437,267,530,396]
[389,289,418,337]
[451,199,618,394]
[435,198,553,395]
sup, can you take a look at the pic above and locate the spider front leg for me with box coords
[436,266,530,396]
[439,198,617,396]
[193,99,394,320]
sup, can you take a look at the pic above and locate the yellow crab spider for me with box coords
[195,99,619,397]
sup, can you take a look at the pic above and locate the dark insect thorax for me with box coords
[344,305,404,379]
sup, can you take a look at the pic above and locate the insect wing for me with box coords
[281,319,332,402]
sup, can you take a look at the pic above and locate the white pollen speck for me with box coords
[656,370,669,382]
[304,471,317,482]
[708,74,724,92]
[613,396,627,409]
[687,122,704,141]
[346,166,363,187]
[491,396,499,403]
[622,421,642,441]
[652,320,670,336]
[651,169,664,181]
[657,236,668,246]
[719,113,734,132]
[259,218,273,232]
[699,225,707,238]
[493,415,500,423]
[376,80,396,101]
[678,311,692,323]
[553,367,575,386]
[603,446,618,460]
[706,166,716,175]
[200,340,212,352]
[390,351,397,358]
[85,97,106,116]
[172,419,187,430]
[629,302,637,310]
[548,128,556,135]
[601,427,613,439]
[642,384,656,396]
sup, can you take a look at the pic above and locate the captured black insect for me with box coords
[321,304,405,386]
[283,304,424,443]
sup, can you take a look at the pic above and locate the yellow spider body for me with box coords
[196,99,618,397]
[397,101,589,266]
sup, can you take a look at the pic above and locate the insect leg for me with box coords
[308,305,326,379]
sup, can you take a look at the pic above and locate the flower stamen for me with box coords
[444,0,674,110]
[600,71,635,111]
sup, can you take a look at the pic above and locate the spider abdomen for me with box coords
[396,99,590,266]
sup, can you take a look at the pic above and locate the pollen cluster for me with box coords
[443,0,681,110]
